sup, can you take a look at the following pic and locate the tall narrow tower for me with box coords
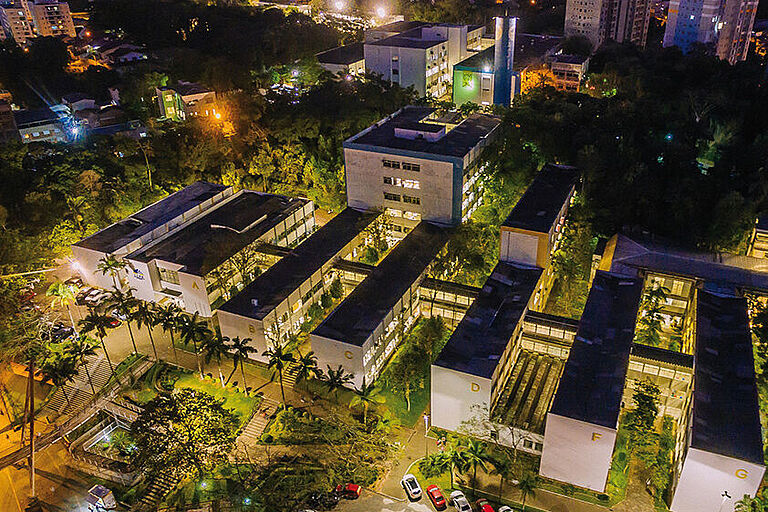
[492,17,517,107]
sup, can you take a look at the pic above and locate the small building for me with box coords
[344,106,501,231]
[73,182,232,291]
[539,271,643,491]
[217,207,379,361]
[0,100,18,143]
[62,93,97,113]
[316,42,365,77]
[156,81,217,121]
[86,484,116,511]
[14,107,67,143]
[550,54,589,92]
[310,221,450,387]
[124,191,314,316]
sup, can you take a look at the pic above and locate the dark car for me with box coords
[426,485,447,510]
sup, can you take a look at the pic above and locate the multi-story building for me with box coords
[156,82,218,121]
[310,221,450,387]
[123,191,314,317]
[0,0,74,43]
[14,107,67,143]
[550,54,590,92]
[564,0,652,48]
[316,42,365,77]
[217,208,379,361]
[363,22,485,97]
[344,106,500,233]
[663,0,757,63]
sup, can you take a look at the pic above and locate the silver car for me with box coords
[401,473,422,500]
[450,490,471,512]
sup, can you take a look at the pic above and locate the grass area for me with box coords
[538,478,614,507]
[543,278,590,320]
[3,375,51,421]
[260,405,345,445]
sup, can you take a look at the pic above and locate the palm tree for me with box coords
[64,334,99,396]
[323,365,354,397]
[107,287,139,354]
[177,312,210,378]
[201,329,229,386]
[97,254,126,289]
[133,301,159,360]
[447,445,471,490]
[78,311,117,380]
[464,439,489,497]
[491,455,514,502]
[372,409,400,435]
[518,472,538,511]
[735,494,764,512]
[230,336,258,390]
[294,350,319,385]
[418,451,452,480]
[41,352,78,407]
[66,195,90,236]
[350,380,385,425]
[263,343,295,406]
[157,302,182,365]
[46,281,78,332]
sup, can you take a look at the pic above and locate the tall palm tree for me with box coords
[350,379,385,425]
[228,336,257,390]
[107,287,139,354]
[41,352,79,407]
[518,472,538,511]
[46,281,78,332]
[448,445,471,490]
[157,302,182,365]
[177,312,210,378]
[323,365,354,397]
[201,329,229,386]
[464,439,489,497]
[133,301,159,360]
[64,334,100,396]
[97,254,126,289]
[263,343,295,406]
[78,311,117,380]
[294,350,319,385]
[491,455,514,502]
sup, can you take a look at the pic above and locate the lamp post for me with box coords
[423,413,430,457]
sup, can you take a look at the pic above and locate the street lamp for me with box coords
[376,5,386,17]
[423,413,430,457]
[334,0,345,10]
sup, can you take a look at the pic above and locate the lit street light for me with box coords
[376,5,386,17]
[334,0,345,9]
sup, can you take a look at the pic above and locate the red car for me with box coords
[426,484,447,510]
[335,483,361,499]
[105,316,122,328]
[476,498,495,512]
[19,289,36,302]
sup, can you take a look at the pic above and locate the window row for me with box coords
[383,176,420,189]
[383,192,420,205]
[382,159,421,172]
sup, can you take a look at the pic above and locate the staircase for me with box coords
[138,471,180,509]
[282,362,299,388]
[236,396,279,448]
[44,355,113,416]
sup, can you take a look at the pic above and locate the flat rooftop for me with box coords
[312,221,449,347]
[454,33,562,73]
[433,261,543,379]
[129,191,308,276]
[367,20,427,35]
[549,271,643,429]
[368,31,445,49]
[600,234,768,291]
[345,106,500,160]
[493,350,564,434]
[74,182,228,254]
[692,290,763,464]
[14,107,60,126]
[502,164,577,233]
[219,208,378,320]
[317,42,364,65]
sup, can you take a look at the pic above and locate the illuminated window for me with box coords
[403,211,421,221]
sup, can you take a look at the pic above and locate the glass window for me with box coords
[403,195,420,205]
[158,267,180,285]
[383,159,400,169]
[383,192,401,202]
[402,162,420,172]
[383,176,393,185]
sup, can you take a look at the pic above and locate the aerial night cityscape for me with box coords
[1,0,768,509]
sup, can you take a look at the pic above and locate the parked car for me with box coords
[85,290,110,306]
[334,483,361,499]
[76,287,96,305]
[105,316,121,328]
[111,309,127,321]
[476,498,495,512]
[450,491,471,512]
[19,289,36,302]
[498,506,513,512]
[426,484,447,510]
[41,322,75,341]
[401,473,422,500]
[64,276,83,288]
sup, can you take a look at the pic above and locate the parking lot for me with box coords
[335,492,436,512]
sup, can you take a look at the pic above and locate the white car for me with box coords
[450,490,471,512]
[401,473,422,500]
[498,507,513,512]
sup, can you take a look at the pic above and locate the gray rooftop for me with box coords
[454,34,562,73]
[312,221,449,347]
[219,208,378,320]
[549,271,643,429]
[13,108,60,127]
[692,290,764,464]
[74,182,228,254]
[502,164,577,233]
[345,106,500,160]
[316,42,364,65]
[128,191,308,276]
[433,261,543,379]
[601,234,768,291]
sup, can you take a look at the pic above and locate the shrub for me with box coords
[262,434,274,443]
[598,494,609,501]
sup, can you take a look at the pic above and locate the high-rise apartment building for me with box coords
[564,0,652,48]
[663,0,758,63]
[0,0,74,44]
